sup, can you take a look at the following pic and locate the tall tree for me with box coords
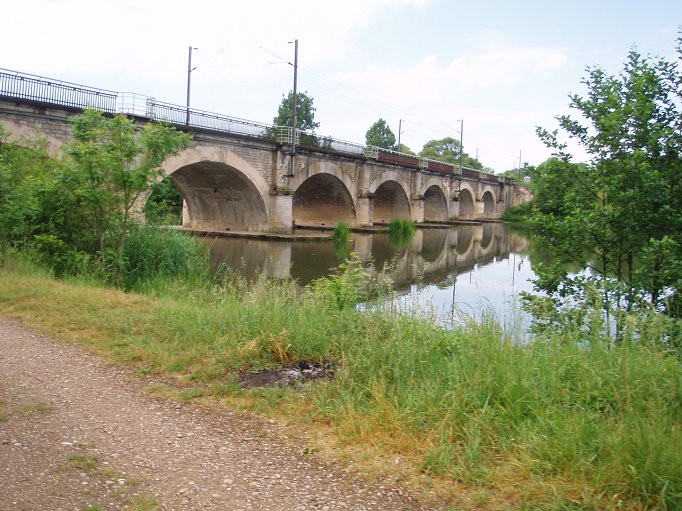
[419,137,484,169]
[65,110,192,279]
[534,38,682,314]
[272,91,320,132]
[419,137,460,163]
[365,118,396,149]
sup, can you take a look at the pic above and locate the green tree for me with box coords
[419,137,460,164]
[272,91,320,132]
[395,143,415,155]
[419,137,484,169]
[365,118,396,149]
[533,38,682,315]
[0,125,64,259]
[145,176,183,225]
[65,110,192,279]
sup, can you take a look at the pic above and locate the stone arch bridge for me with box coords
[0,69,532,233]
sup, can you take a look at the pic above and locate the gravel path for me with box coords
[0,316,443,511]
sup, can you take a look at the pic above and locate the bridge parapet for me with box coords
[1,68,504,185]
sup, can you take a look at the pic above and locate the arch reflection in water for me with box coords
[201,224,534,321]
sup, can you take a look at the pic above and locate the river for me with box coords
[200,223,537,329]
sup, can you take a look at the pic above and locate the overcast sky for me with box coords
[3,0,680,171]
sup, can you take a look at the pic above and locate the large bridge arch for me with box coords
[478,184,499,218]
[372,180,411,224]
[292,173,357,227]
[422,184,448,222]
[368,171,411,225]
[162,145,270,231]
[457,186,476,219]
[481,190,496,217]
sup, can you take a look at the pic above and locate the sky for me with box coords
[2,0,680,172]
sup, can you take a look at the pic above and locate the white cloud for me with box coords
[329,44,568,110]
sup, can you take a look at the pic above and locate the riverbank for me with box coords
[1,257,680,510]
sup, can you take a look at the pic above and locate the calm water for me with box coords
[201,223,537,328]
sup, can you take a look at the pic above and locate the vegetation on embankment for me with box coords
[501,202,533,224]
[1,254,681,511]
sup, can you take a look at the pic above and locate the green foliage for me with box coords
[419,136,461,164]
[272,90,320,133]
[0,126,65,259]
[533,37,682,316]
[0,112,202,288]
[65,110,192,281]
[330,222,351,242]
[365,118,396,149]
[388,219,415,247]
[145,176,183,225]
[309,254,370,310]
[330,222,352,260]
[28,234,95,278]
[419,137,484,169]
[501,202,532,223]
[120,225,208,291]
[394,143,415,155]
[500,163,535,187]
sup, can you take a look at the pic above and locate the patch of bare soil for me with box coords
[238,361,334,388]
[0,316,447,510]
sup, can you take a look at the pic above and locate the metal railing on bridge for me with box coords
[0,68,118,113]
[0,68,501,182]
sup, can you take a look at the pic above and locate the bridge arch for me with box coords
[457,186,476,219]
[481,190,496,217]
[372,180,411,224]
[292,173,356,227]
[162,145,270,231]
[422,184,448,222]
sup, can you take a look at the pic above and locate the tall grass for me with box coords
[121,225,209,291]
[25,225,209,291]
[0,253,681,510]
[388,219,415,247]
[330,221,351,242]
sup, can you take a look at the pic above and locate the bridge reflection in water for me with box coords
[202,223,535,325]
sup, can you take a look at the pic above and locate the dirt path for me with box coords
[0,316,442,511]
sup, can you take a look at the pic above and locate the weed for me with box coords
[58,455,99,472]
[178,388,204,401]
[125,494,159,511]
[388,219,415,247]
[330,222,351,242]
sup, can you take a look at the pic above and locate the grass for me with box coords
[125,494,159,511]
[388,218,416,247]
[59,454,99,472]
[330,221,351,242]
[0,394,54,421]
[1,256,681,510]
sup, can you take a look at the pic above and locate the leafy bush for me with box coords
[120,225,208,290]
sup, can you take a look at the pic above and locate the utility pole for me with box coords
[458,119,464,173]
[397,119,405,149]
[290,39,298,156]
[186,46,198,126]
